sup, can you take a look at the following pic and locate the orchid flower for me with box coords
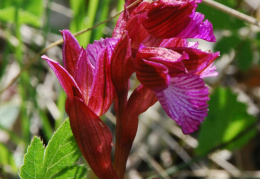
[42,30,118,179]
[42,0,219,178]
[112,0,220,134]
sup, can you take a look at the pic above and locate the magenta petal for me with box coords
[73,48,94,104]
[42,55,82,99]
[86,38,119,66]
[155,74,209,134]
[66,97,118,179]
[159,38,189,48]
[61,29,81,75]
[199,63,218,78]
[177,12,216,42]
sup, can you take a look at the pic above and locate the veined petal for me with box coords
[141,0,215,42]
[177,12,215,42]
[136,47,188,75]
[141,0,195,39]
[111,32,133,95]
[113,9,129,38]
[66,97,118,179]
[159,38,189,48]
[199,62,218,78]
[61,29,81,75]
[135,58,170,91]
[155,74,209,134]
[42,55,82,99]
[88,48,114,116]
[86,38,119,66]
[172,48,220,75]
[125,15,148,49]
[73,48,94,104]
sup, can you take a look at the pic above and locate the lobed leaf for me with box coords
[20,119,87,179]
[43,119,83,178]
[20,137,45,179]
[196,87,257,155]
[236,39,254,71]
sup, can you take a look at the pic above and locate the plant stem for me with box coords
[202,0,260,26]
[113,91,129,179]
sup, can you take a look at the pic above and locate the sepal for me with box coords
[66,97,118,179]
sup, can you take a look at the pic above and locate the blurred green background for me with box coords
[1,0,260,178]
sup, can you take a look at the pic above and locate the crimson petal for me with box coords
[172,48,220,75]
[111,32,133,95]
[88,48,114,116]
[61,29,81,75]
[135,58,170,91]
[73,48,94,104]
[42,55,82,99]
[142,0,215,42]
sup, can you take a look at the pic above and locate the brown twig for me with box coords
[202,0,260,27]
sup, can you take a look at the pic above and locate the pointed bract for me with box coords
[61,30,81,75]
[66,97,118,179]
[111,32,133,95]
[88,48,114,116]
[73,48,94,104]
[42,55,82,99]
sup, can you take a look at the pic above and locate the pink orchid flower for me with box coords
[112,0,220,134]
[42,0,219,178]
[42,30,118,179]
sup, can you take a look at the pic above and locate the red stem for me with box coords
[113,91,130,179]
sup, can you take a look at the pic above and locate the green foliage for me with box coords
[20,137,45,179]
[236,39,254,71]
[20,119,87,179]
[215,36,255,71]
[214,35,241,54]
[196,87,257,156]
[0,0,43,27]
[69,0,88,47]
[197,0,245,31]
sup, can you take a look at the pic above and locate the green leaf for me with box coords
[43,119,83,178]
[236,40,254,71]
[196,87,257,156]
[69,0,88,47]
[20,119,87,179]
[20,137,45,179]
[53,166,88,179]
